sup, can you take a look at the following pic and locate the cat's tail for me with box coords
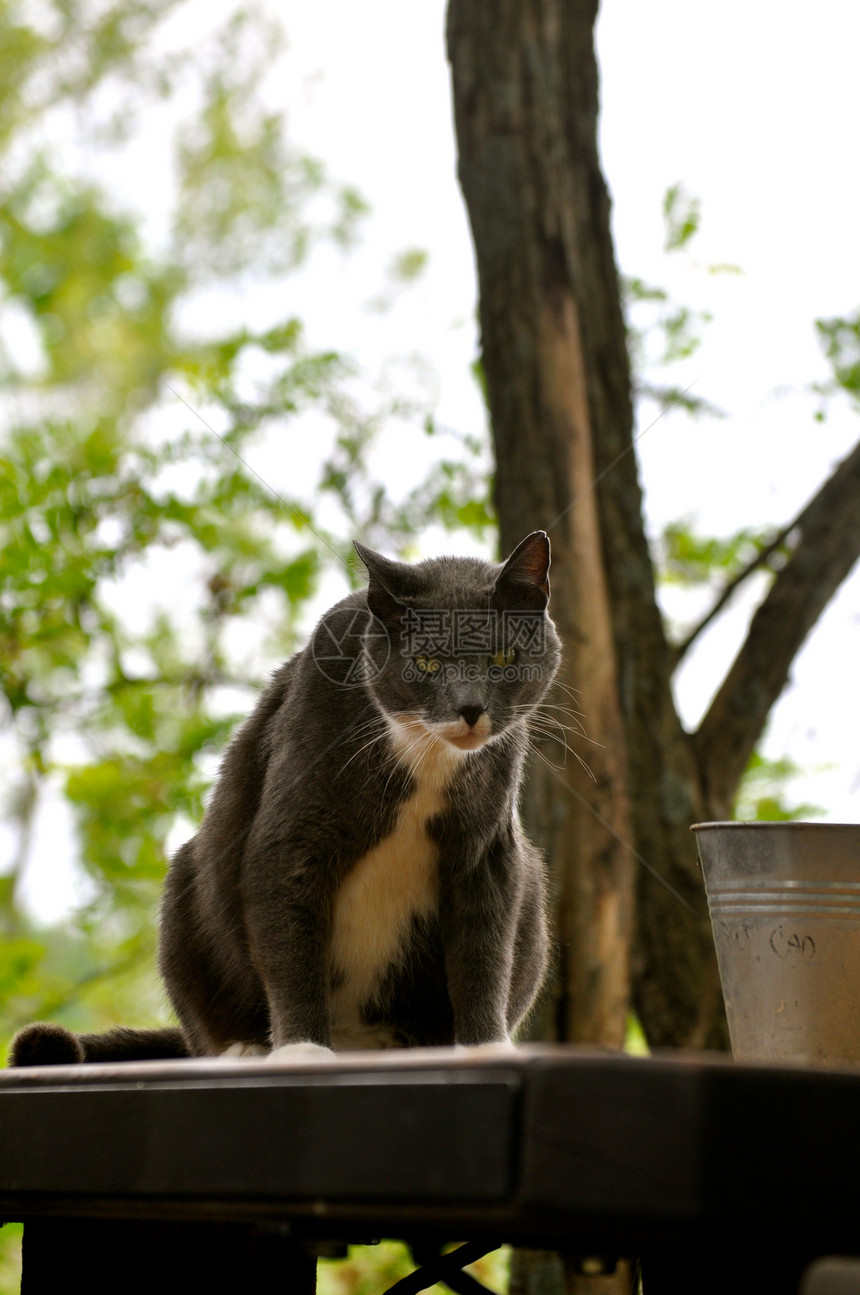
[7,1022,190,1068]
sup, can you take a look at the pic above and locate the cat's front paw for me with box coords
[220,1042,270,1059]
[454,1038,519,1057]
[267,1041,336,1064]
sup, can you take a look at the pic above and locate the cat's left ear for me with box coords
[353,541,412,620]
[494,531,551,609]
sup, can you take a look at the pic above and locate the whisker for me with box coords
[337,720,391,775]
[551,680,586,706]
[512,702,583,727]
[527,715,572,758]
[527,731,568,771]
[527,728,597,783]
[378,717,436,802]
[527,720,572,762]
[528,735,591,782]
[536,702,589,727]
[510,707,595,749]
[511,701,605,750]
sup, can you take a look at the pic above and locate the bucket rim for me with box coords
[691,820,859,832]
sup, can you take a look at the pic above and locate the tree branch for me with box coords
[670,519,796,670]
[694,437,860,814]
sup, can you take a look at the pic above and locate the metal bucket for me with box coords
[693,822,860,1062]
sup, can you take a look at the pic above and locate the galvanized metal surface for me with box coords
[694,822,860,1062]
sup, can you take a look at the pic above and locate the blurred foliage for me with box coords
[0,1226,21,1295]
[0,0,489,1078]
[735,751,825,823]
[622,182,736,418]
[624,1012,650,1056]
[816,309,860,406]
[662,182,701,253]
[659,521,777,586]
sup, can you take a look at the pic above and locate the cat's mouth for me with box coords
[435,714,492,752]
[387,711,493,757]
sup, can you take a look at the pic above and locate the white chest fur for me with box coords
[328,719,467,1048]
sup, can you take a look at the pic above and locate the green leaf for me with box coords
[663,182,701,253]
[659,521,774,587]
[816,310,860,399]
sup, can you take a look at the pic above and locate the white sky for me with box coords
[15,0,860,919]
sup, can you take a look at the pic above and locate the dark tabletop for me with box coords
[1,1044,858,1257]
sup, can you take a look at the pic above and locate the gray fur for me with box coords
[158,531,561,1054]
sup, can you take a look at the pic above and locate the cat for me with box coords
[9,531,560,1066]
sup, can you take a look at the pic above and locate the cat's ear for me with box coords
[353,541,412,620]
[494,531,551,609]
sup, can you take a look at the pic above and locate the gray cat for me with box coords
[10,532,560,1066]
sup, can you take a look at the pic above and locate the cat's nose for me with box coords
[457,704,485,729]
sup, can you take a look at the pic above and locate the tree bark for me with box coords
[447,0,860,1054]
[446,0,715,1050]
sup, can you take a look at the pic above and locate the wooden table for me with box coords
[1,1045,859,1293]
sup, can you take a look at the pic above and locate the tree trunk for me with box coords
[446,0,716,1051]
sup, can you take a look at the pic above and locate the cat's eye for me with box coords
[415,655,442,675]
[489,647,518,668]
